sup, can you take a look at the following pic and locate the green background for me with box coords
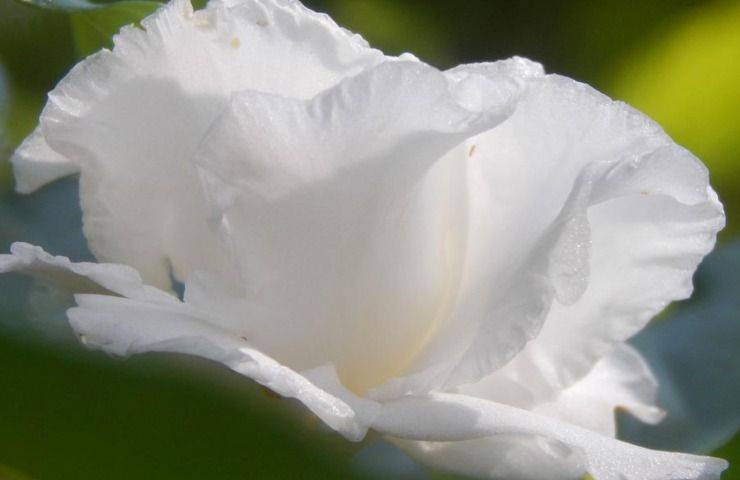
[0,0,738,478]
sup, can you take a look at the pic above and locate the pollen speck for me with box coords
[468,144,477,157]
[230,37,241,49]
[256,19,269,27]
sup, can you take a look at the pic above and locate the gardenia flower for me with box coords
[0,0,728,478]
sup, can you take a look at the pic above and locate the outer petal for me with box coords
[191,58,536,395]
[68,294,376,441]
[377,393,727,480]
[14,0,392,289]
[393,435,586,480]
[438,74,724,397]
[396,345,664,479]
[0,242,176,304]
[1,243,376,441]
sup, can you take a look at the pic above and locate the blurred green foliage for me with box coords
[0,464,34,480]
[0,0,738,478]
[70,1,159,57]
[0,0,74,188]
[610,0,740,238]
[0,333,368,480]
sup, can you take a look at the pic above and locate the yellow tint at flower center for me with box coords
[337,226,462,396]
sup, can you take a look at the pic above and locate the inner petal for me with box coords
[192,148,467,395]
[190,60,526,393]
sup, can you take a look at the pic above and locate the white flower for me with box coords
[0,0,727,478]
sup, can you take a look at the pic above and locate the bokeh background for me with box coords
[0,0,739,478]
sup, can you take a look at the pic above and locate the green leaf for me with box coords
[609,1,740,239]
[69,1,160,58]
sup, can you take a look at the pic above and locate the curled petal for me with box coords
[443,74,724,397]
[376,393,727,480]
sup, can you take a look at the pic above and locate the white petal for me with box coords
[301,364,381,429]
[393,435,586,480]
[10,127,78,194]
[18,0,391,289]
[622,242,740,453]
[375,393,727,480]
[68,294,373,441]
[2,242,374,441]
[0,242,176,304]
[532,344,664,438]
[191,58,534,395]
[442,74,724,397]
